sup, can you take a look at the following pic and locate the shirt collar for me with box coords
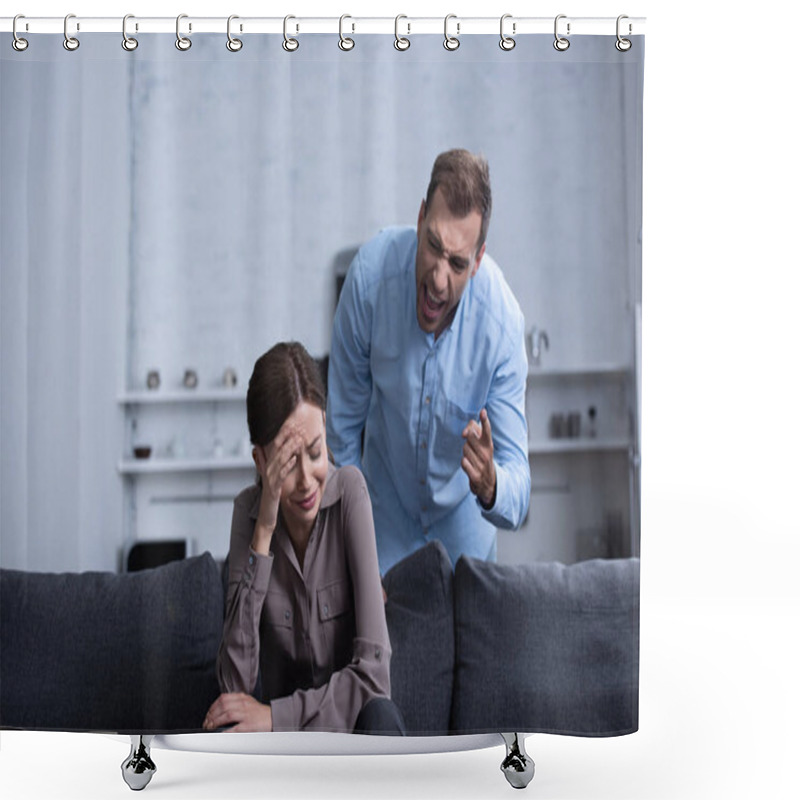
[449,277,470,339]
[319,460,339,508]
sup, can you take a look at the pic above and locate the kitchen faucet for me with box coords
[527,327,549,366]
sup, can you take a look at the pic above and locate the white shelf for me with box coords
[528,437,630,455]
[118,456,253,474]
[526,363,630,380]
[118,389,246,405]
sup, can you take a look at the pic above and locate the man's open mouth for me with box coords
[421,285,446,320]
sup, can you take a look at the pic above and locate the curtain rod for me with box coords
[1,16,645,36]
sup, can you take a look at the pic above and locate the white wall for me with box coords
[127,34,640,382]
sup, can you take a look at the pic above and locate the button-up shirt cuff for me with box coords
[269,694,298,732]
[352,635,391,663]
[477,464,515,529]
[351,637,392,696]
[245,547,274,592]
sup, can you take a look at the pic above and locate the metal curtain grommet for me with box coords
[339,15,354,51]
[499,13,515,51]
[63,13,80,51]
[176,14,192,51]
[226,15,243,51]
[122,14,138,51]
[394,14,410,51]
[12,14,29,51]
[283,15,299,51]
[444,14,460,51]
[615,14,632,52]
[553,14,570,51]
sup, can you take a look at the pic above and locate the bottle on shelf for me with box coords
[587,406,597,438]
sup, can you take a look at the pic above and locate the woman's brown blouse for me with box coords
[216,463,391,732]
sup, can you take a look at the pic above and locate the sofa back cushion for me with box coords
[451,557,639,736]
[382,540,454,734]
[0,552,223,732]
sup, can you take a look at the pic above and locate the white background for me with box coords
[2,1,798,798]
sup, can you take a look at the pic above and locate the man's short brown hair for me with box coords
[424,149,492,252]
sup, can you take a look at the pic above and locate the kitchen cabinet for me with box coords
[498,362,640,566]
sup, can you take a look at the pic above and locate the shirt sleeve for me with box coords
[478,320,531,530]
[270,468,392,733]
[326,250,373,471]
[216,492,274,694]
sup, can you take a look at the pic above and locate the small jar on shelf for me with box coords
[587,406,598,438]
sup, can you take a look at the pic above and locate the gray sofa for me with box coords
[0,541,639,737]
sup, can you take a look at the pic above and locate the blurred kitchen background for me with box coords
[1,34,642,573]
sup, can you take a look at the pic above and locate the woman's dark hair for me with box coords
[246,342,326,447]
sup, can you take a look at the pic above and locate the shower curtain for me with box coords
[1,22,643,742]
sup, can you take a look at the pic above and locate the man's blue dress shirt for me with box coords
[327,226,530,574]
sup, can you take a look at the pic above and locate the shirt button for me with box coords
[421,440,427,450]
[425,396,431,404]
[284,610,291,620]
[323,603,329,616]
[421,505,427,512]
[375,648,381,660]
[248,555,254,565]
[423,528,429,536]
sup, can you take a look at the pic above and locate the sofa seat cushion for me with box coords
[383,540,454,734]
[0,552,223,733]
[451,557,639,736]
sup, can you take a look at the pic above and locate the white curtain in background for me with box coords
[1,52,129,571]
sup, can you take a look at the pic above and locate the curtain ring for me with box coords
[122,14,138,51]
[226,15,243,52]
[176,14,192,51]
[282,15,299,51]
[443,14,460,51]
[12,15,29,52]
[499,14,516,51]
[615,15,632,52]
[63,13,80,51]
[553,14,570,51]
[339,15,355,51]
[394,15,410,51]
